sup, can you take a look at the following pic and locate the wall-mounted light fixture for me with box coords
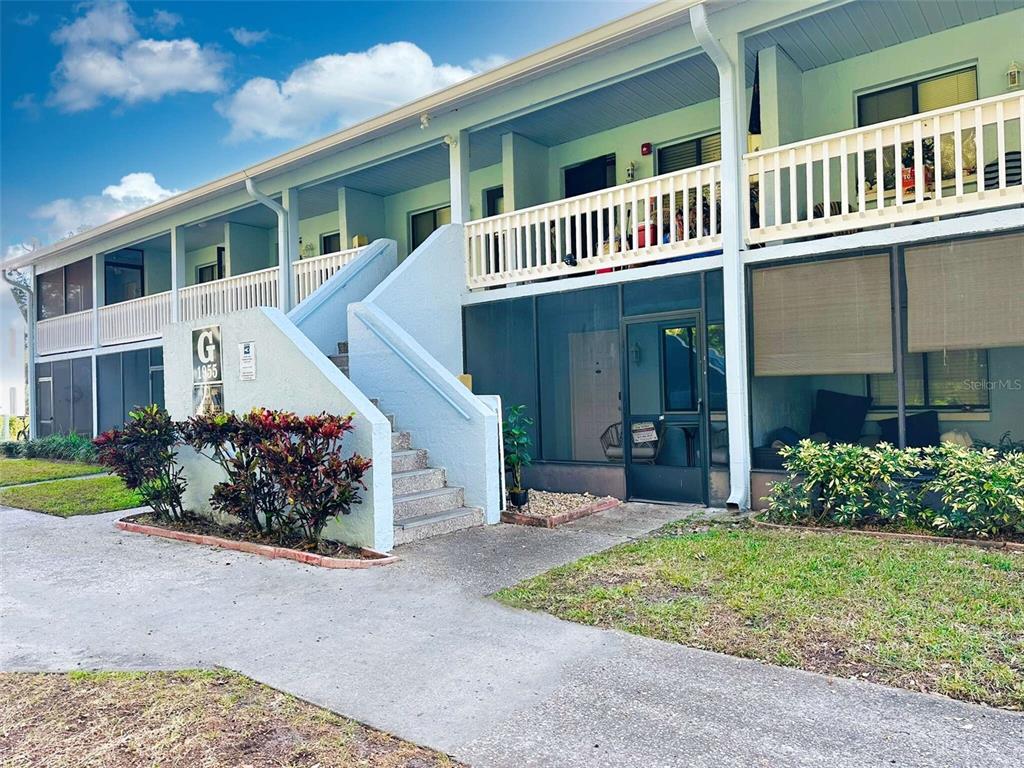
[626,161,637,182]
[420,113,431,129]
[1008,61,1022,91]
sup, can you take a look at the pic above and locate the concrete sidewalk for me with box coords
[2,502,1021,767]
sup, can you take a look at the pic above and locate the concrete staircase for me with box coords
[331,341,485,546]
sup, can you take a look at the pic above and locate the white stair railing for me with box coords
[293,247,362,303]
[465,162,722,289]
[178,266,279,322]
[99,291,173,345]
[745,92,1024,244]
[36,310,93,355]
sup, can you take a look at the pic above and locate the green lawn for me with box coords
[496,521,1024,710]
[0,457,105,487]
[0,475,142,517]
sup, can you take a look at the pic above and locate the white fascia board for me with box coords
[6,0,713,271]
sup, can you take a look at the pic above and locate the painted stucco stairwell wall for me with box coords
[163,307,395,552]
[348,224,502,522]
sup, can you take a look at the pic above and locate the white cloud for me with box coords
[150,9,183,34]
[12,94,41,119]
[468,54,509,72]
[217,41,486,141]
[229,27,269,47]
[29,173,180,242]
[14,12,39,27]
[48,1,227,112]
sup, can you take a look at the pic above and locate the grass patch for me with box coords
[0,475,142,517]
[495,521,1024,710]
[0,457,104,487]
[0,669,463,768]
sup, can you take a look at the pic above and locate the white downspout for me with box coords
[244,178,292,312]
[3,266,35,439]
[693,3,752,510]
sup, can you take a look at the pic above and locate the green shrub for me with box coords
[765,440,924,527]
[764,440,1024,540]
[924,444,1024,538]
[21,432,98,463]
[93,406,187,523]
[0,441,21,458]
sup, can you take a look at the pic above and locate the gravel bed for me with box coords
[510,490,617,518]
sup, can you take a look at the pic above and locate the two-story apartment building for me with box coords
[4,0,1022,551]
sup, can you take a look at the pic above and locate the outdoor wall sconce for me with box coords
[420,113,431,129]
[630,342,642,365]
[626,161,637,181]
[1008,61,1022,91]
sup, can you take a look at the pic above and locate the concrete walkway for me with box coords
[2,503,1021,767]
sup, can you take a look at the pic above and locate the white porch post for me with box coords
[447,130,471,224]
[170,225,185,322]
[91,253,103,349]
[694,4,752,509]
[282,187,300,311]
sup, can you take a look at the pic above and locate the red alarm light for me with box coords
[640,142,653,156]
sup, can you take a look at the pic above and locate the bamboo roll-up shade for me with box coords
[905,234,1024,353]
[753,254,894,376]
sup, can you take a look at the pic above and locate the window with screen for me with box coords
[868,350,989,410]
[657,133,722,174]
[858,67,977,126]
[36,257,93,319]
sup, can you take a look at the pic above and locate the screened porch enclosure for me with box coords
[749,232,1024,476]
[463,270,729,504]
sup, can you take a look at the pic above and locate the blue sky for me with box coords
[1,0,645,258]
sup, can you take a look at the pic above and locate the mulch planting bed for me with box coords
[501,490,620,528]
[752,515,1024,552]
[118,513,396,568]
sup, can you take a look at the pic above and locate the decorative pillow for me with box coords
[765,426,802,447]
[879,411,941,448]
[808,389,872,443]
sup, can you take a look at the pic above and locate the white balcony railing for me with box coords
[178,266,279,322]
[98,291,173,346]
[745,92,1024,244]
[466,162,723,289]
[293,247,362,303]
[36,310,93,355]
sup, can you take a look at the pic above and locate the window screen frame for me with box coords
[856,66,978,127]
[867,349,991,411]
[655,132,722,175]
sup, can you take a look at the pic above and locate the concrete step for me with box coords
[337,341,349,355]
[392,467,446,495]
[393,486,465,522]
[393,507,485,546]
[392,449,428,473]
[329,353,349,376]
[391,431,411,451]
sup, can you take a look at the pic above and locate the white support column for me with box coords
[170,225,185,322]
[92,253,103,349]
[91,354,98,437]
[337,187,350,249]
[282,187,300,311]
[447,130,471,224]
[693,4,752,510]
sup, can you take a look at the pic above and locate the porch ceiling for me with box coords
[469,53,718,162]
[317,143,451,198]
[744,0,1024,76]
[185,204,279,249]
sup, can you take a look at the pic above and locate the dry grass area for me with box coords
[0,670,463,768]
[513,490,615,518]
[496,521,1024,710]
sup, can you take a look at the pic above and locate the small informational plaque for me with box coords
[632,421,658,443]
[239,341,256,381]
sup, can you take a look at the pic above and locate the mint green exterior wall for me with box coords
[799,10,1024,140]
[185,243,222,286]
[298,211,341,257]
[339,188,386,248]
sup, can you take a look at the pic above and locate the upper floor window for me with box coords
[320,231,342,255]
[858,67,977,127]
[657,133,721,174]
[36,257,93,320]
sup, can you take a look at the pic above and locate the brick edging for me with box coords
[501,497,621,528]
[116,518,398,568]
[751,516,1024,552]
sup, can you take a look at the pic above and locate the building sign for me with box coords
[239,341,256,381]
[192,325,223,416]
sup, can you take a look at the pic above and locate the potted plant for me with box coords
[901,138,935,193]
[503,405,533,508]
